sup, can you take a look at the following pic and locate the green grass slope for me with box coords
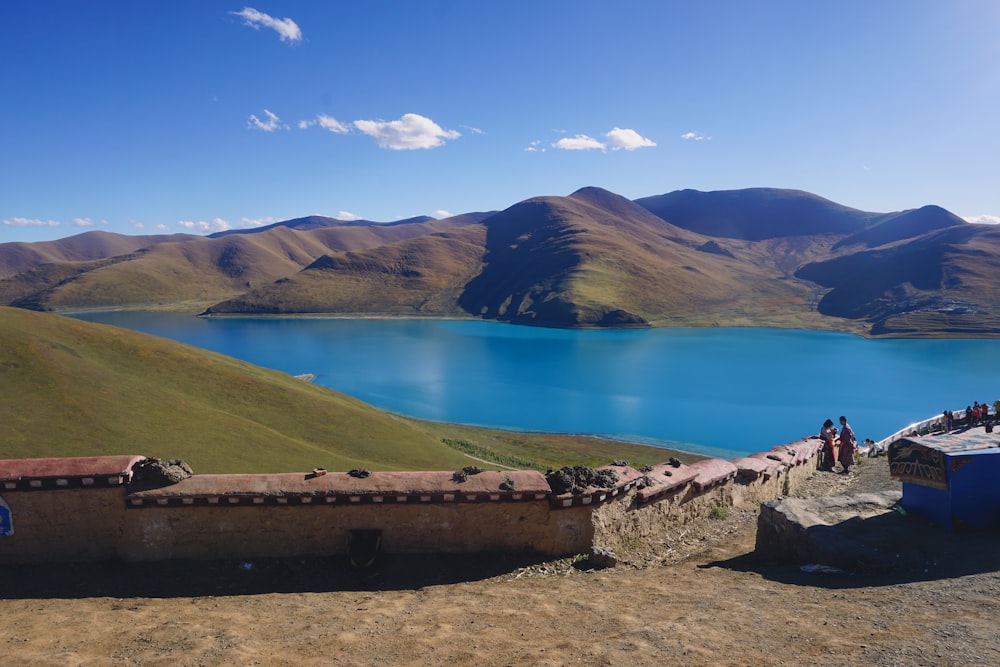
[0,306,479,472]
[1,307,682,472]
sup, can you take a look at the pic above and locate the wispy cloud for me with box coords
[433,209,453,218]
[966,214,1000,225]
[179,218,232,234]
[248,109,285,131]
[681,131,710,141]
[317,114,349,133]
[73,217,95,227]
[353,113,460,150]
[553,134,605,151]
[336,211,362,221]
[525,140,546,153]
[3,217,60,227]
[231,7,302,43]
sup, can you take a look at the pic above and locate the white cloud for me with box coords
[179,218,232,234]
[317,114,349,133]
[73,217,94,227]
[3,217,60,227]
[605,128,655,151]
[248,109,285,132]
[525,140,546,153]
[353,113,460,150]
[336,211,362,221]
[297,119,314,129]
[681,131,710,141]
[231,7,302,43]
[433,209,453,218]
[153,224,170,231]
[553,134,605,151]
[966,214,1000,225]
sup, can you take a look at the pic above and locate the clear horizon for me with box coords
[3,1,999,244]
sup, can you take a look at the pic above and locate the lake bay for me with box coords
[70,312,1000,458]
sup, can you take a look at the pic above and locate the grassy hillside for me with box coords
[0,307,679,472]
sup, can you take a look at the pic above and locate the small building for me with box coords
[888,429,1000,530]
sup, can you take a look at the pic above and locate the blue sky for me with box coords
[3,1,999,243]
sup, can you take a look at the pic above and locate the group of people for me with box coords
[941,400,1000,432]
[819,415,857,473]
[965,400,999,427]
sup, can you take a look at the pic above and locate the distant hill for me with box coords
[633,187,880,240]
[208,212,493,237]
[0,230,197,278]
[0,215,479,311]
[796,224,1000,336]
[0,306,679,471]
[2,186,996,336]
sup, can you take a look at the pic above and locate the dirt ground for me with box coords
[3,457,1000,667]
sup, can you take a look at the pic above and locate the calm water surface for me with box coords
[71,312,1000,457]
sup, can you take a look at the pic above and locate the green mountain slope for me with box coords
[0,307,686,471]
[0,306,480,472]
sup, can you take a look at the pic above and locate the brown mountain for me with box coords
[205,187,830,329]
[3,187,996,336]
[633,187,880,240]
[795,223,1000,336]
[0,216,478,311]
[0,230,197,278]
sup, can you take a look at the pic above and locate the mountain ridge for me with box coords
[2,186,995,337]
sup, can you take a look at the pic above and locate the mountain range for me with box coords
[2,187,998,336]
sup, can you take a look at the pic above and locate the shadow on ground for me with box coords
[701,509,1000,589]
[0,551,548,600]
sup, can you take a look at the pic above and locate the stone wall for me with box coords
[0,439,823,565]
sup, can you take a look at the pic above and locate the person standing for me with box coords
[819,419,837,472]
[837,415,857,474]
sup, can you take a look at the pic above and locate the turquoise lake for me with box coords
[70,312,1000,458]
